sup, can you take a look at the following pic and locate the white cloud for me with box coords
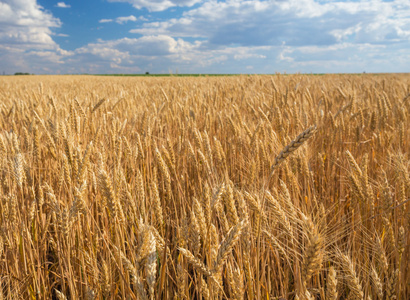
[273,42,410,73]
[99,19,113,23]
[65,34,255,74]
[99,15,141,24]
[0,0,72,73]
[56,2,70,8]
[116,15,137,24]
[234,53,266,61]
[0,0,60,48]
[108,0,202,12]
[331,24,363,42]
[1,0,409,74]
[77,35,274,73]
[131,0,410,48]
[76,35,194,59]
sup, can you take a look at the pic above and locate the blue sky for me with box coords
[0,0,409,74]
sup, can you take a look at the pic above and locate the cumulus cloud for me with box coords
[1,0,409,74]
[76,35,196,60]
[0,0,72,73]
[0,0,61,48]
[56,2,70,8]
[71,35,275,73]
[99,15,142,24]
[69,35,273,74]
[115,15,137,24]
[108,0,202,12]
[122,0,410,72]
[66,35,200,73]
[131,0,410,48]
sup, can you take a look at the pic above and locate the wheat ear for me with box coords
[370,266,383,300]
[119,250,148,300]
[178,248,213,278]
[145,230,157,300]
[302,216,323,284]
[214,219,246,272]
[327,266,338,300]
[338,251,363,300]
[270,125,317,175]
[54,290,68,300]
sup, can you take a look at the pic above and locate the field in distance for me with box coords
[0,74,408,299]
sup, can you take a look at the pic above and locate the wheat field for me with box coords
[0,74,408,299]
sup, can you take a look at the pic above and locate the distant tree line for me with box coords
[14,72,32,75]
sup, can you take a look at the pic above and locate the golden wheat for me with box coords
[0,74,408,299]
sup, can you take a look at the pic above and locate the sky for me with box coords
[0,0,409,74]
